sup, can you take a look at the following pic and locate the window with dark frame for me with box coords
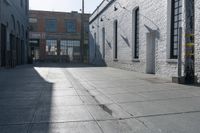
[94,33,97,58]
[114,20,118,59]
[20,0,23,7]
[29,18,38,32]
[102,27,105,59]
[84,22,89,33]
[25,0,28,14]
[46,40,57,55]
[60,40,80,56]
[134,8,139,59]
[65,20,77,33]
[45,19,57,32]
[171,0,182,59]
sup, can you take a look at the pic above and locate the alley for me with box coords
[0,63,200,133]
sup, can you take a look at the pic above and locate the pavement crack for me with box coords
[135,118,149,128]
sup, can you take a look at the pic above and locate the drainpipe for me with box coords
[178,27,182,78]
[80,0,85,63]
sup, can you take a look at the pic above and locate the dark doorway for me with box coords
[10,34,16,67]
[146,32,156,74]
[114,20,118,59]
[29,39,40,62]
[1,24,7,67]
[21,40,24,64]
[16,38,21,65]
[102,28,105,59]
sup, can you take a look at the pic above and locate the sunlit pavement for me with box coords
[0,63,200,133]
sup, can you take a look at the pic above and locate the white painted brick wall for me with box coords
[89,0,199,81]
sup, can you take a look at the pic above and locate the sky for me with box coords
[29,0,103,13]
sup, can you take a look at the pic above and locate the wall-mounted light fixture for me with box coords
[91,25,100,29]
[113,2,159,31]
[114,2,126,11]
[100,15,110,22]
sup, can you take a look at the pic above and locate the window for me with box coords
[171,0,182,59]
[46,40,57,55]
[11,15,15,30]
[29,18,37,23]
[102,28,105,59]
[29,18,38,32]
[114,20,118,59]
[65,20,76,33]
[133,7,139,59]
[25,0,28,14]
[20,0,23,7]
[46,19,57,32]
[94,33,97,58]
[84,23,89,33]
[60,40,80,55]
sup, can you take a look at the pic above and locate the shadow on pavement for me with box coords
[33,62,104,68]
[0,65,53,133]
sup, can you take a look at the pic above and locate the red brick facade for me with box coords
[29,10,90,62]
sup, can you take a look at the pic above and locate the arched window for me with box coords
[21,25,24,38]
[102,27,105,59]
[11,15,16,31]
[170,0,182,59]
[94,33,97,58]
[132,7,139,59]
[17,21,20,35]
[113,20,118,59]
[20,0,24,7]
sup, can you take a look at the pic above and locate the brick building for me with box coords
[89,0,199,83]
[29,10,90,63]
[0,0,29,68]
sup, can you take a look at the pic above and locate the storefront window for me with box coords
[46,40,57,55]
[60,40,80,55]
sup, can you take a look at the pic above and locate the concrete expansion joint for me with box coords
[134,110,200,119]
[116,95,200,104]
[77,78,138,118]
[0,118,132,127]
[62,69,135,124]
[135,118,150,129]
[82,81,136,117]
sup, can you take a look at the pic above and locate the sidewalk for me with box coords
[66,65,200,133]
[0,63,200,133]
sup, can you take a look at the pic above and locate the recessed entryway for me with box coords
[1,24,7,67]
[146,32,156,74]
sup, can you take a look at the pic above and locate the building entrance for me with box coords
[1,24,6,67]
[30,39,40,62]
[146,32,156,74]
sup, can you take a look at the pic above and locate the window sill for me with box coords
[113,59,118,62]
[132,59,140,62]
[166,59,178,63]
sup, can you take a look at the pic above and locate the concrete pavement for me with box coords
[0,63,200,133]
